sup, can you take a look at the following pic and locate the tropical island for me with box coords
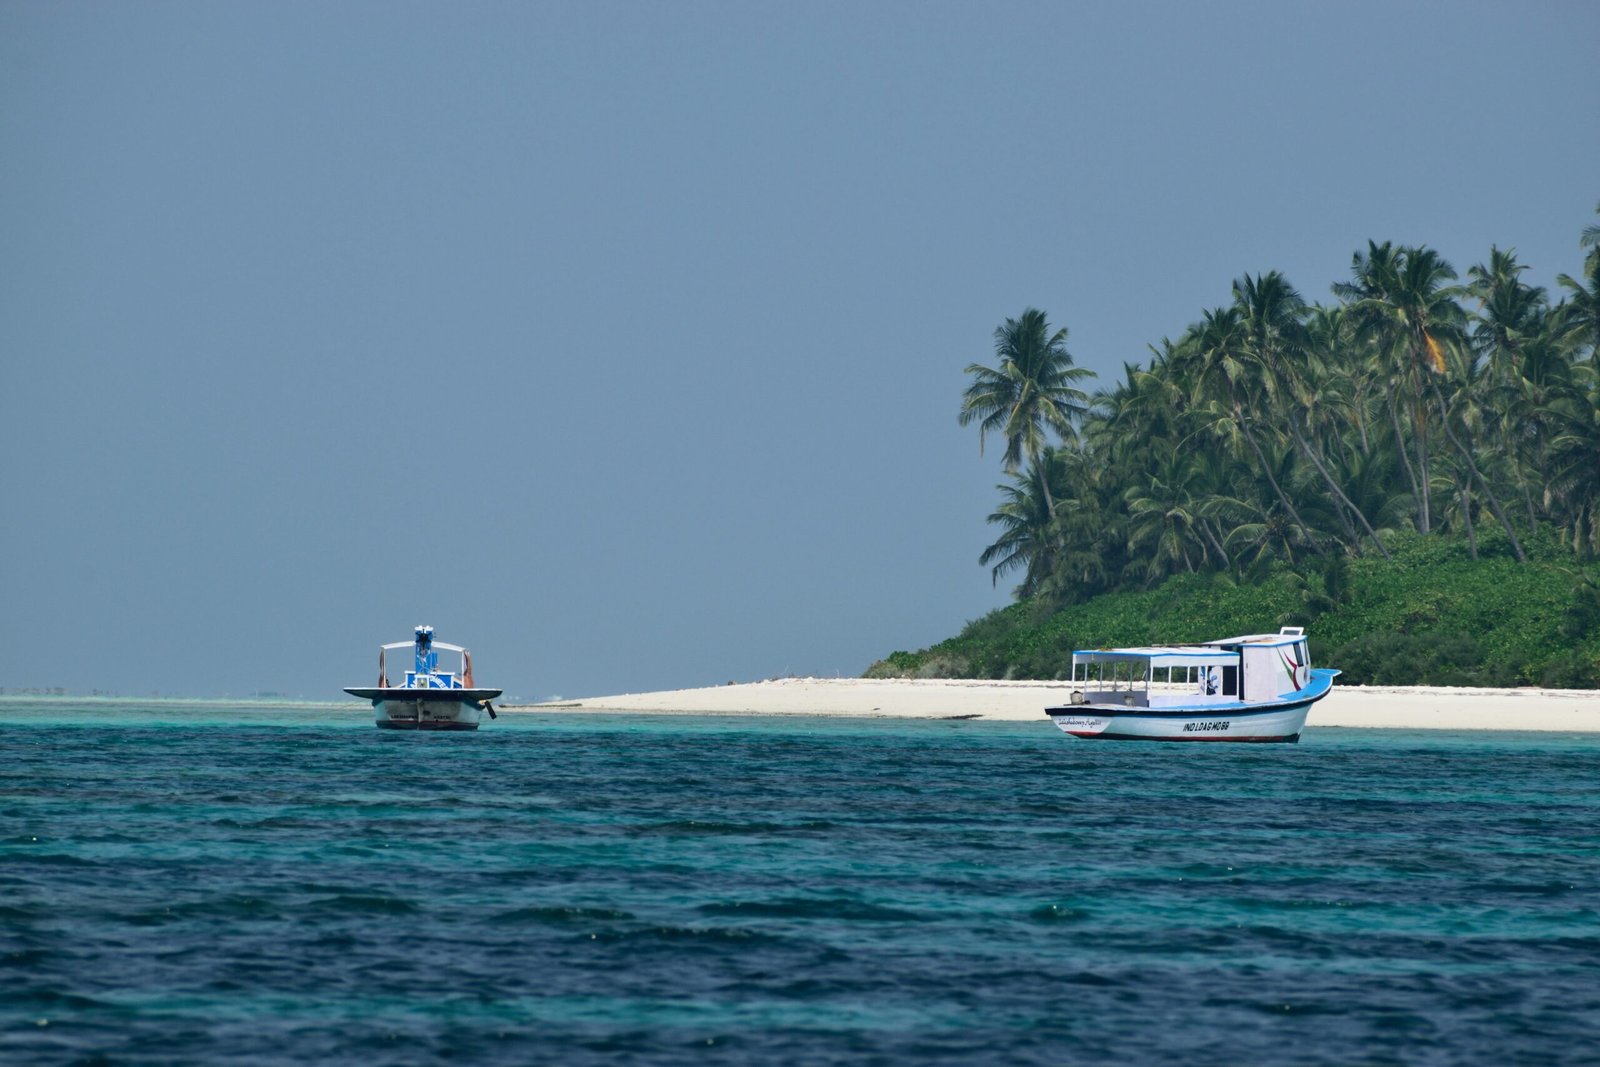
[874,211,1600,689]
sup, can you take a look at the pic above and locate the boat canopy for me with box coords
[376,627,475,689]
[381,640,466,654]
[1203,626,1307,649]
[1073,646,1236,669]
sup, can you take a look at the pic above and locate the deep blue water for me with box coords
[3,699,1598,1065]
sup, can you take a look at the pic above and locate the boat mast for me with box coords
[414,625,436,689]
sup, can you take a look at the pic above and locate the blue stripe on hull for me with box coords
[1079,732,1300,743]
[1045,669,1337,720]
[1047,702,1314,718]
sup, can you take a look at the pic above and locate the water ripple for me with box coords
[2,707,1598,1065]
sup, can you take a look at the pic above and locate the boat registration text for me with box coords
[1182,720,1231,733]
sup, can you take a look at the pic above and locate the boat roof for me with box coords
[382,640,467,653]
[1072,645,1236,667]
[1074,629,1307,665]
[1202,632,1306,648]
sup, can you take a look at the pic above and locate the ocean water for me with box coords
[2,700,1598,1066]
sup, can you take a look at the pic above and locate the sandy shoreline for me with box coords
[507,677,1600,732]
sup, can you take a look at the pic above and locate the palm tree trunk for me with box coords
[1509,445,1539,533]
[1387,391,1423,525]
[1237,409,1326,557]
[1199,518,1232,569]
[1531,422,1551,533]
[1431,385,1526,562]
[1493,381,1539,537]
[1032,454,1056,517]
[1287,418,1393,561]
[1287,422,1362,548]
[1406,335,1434,534]
[1413,386,1432,534]
[1028,451,1063,570]
[1459,483,1478,560]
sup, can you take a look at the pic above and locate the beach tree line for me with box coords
[961,208,1600,606]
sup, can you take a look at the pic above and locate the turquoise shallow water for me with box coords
[2,699,1598,1065]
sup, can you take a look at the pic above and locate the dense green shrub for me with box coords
[1563,579,1600,640]
[1326,633,1511,687]
[874,536,1600,688]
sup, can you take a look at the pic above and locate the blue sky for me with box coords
[3,1,1596,701]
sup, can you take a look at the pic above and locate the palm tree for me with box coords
[1122,448,1226,583]
[1039,445,1124,603]
[1337,439,1412,546]
[1555,254,1600,359]
[1470,247,1550,530]
[1470,247,1546,375]
[1219,444,1321,574]
[979,455,1060,597]
[961,209,1600,625]
[1306,303,1377,457]
[960,309,1095,515]
[1184,305,1328,556]
[1331,240,1527,558]
[1235,271,1391,559]
[1547,373,1600,557]
[1333,241,1467,534]
[1544,211,1600,555]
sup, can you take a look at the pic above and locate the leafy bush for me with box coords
[1327,632,1511,686]
[863,651,923,679]
[1562,579,1600,640]
[1539,652,1600,689]
[873,535,1600,688]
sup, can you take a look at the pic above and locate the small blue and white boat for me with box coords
[345,626,502,731]
[1044,626,1338,743]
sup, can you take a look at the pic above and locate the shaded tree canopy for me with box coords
[963,212,1600,607]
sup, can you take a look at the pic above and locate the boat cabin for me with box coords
[1069,627,1311,708]
[377,625,477,691]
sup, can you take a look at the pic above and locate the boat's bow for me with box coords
[345,687,503,704]
[345,687,504,731]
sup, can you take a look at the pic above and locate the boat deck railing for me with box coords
[1082,689,1149,708]
[1082,686,1237,709]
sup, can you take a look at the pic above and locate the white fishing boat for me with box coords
[1044,626,1338,743]
[345,626,501,731]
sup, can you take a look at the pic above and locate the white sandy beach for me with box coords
[511,677,1600,732]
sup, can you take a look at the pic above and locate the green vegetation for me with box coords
[869,531,1600,687]
[880,207,1600,687]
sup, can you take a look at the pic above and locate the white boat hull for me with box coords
[1045,670,1337,743]
[374,697,483,731]
[345,687,502,731]
[1046,702,1312,742]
